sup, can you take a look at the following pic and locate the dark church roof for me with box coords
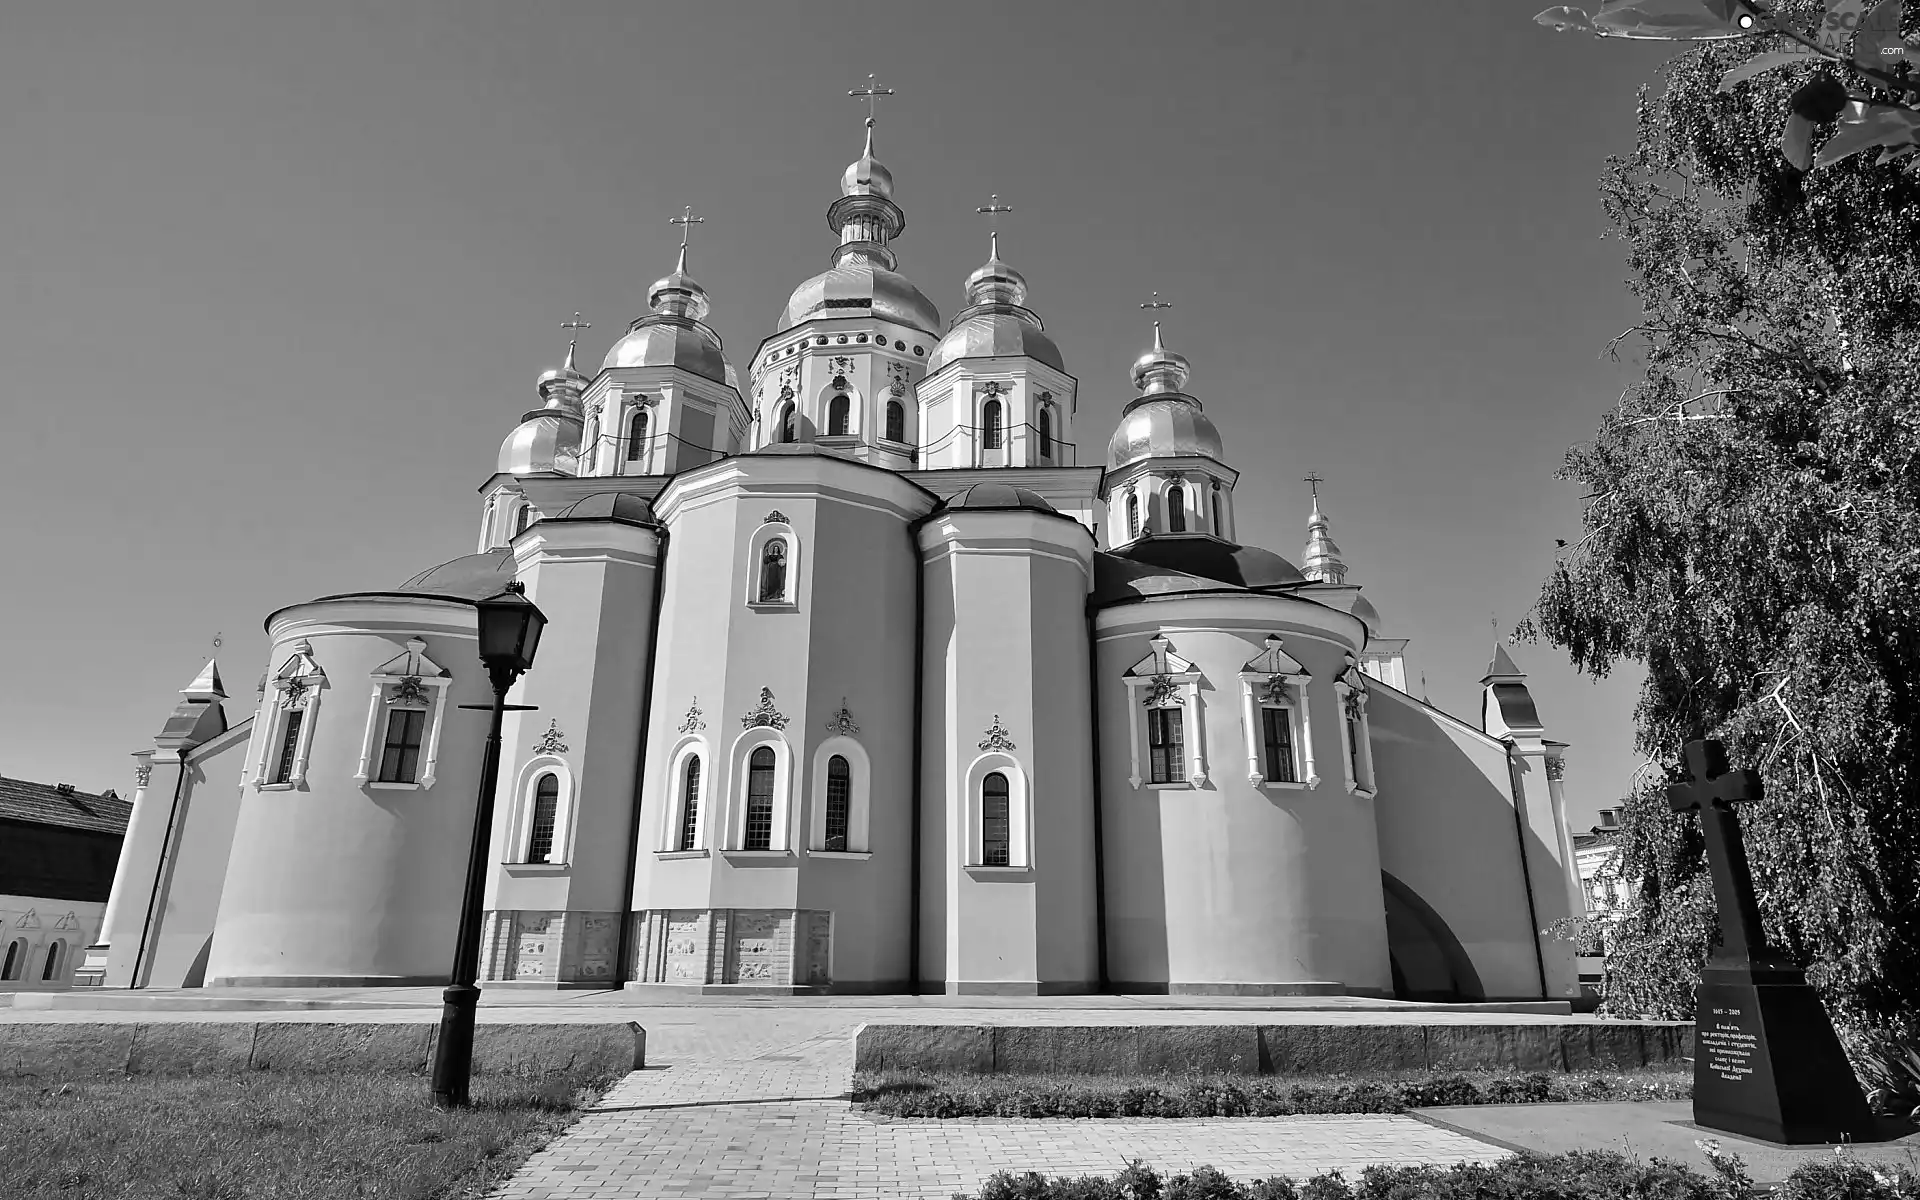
[938,482,1058,514]
[0,777,131,837]
[1109,534,1307,588]
[395,549,516,601]
[553,492,658,525]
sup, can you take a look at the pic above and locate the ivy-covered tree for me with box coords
[1527,0,1920,1106]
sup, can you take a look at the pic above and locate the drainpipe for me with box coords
[1504,742,1550,999]
[907,515,927,993]
[1085,601,1110,992]
[613,525,671,988]
[129,747,190,989]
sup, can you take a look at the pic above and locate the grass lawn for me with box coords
[855,1067,1693,1118]
[0,1067,616,1200]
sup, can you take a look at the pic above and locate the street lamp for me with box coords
[432,580,546,1109]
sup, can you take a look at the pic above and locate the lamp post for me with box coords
[432,580,546,1109]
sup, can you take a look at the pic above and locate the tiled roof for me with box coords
[0,776,132,837]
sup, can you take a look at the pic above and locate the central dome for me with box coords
[1107,396,1225,470]
[778,257,940,335]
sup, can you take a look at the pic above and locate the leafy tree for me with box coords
[1524,0,1920,1105]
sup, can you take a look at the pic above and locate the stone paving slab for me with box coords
[489,1013,1508,1200]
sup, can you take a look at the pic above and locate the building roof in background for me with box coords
[0,776,131,837]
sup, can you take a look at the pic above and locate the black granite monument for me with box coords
[1667,738,1874,1144]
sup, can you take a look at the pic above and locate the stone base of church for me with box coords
[1110,981,1356,997]
[481,910,621,986]
[628,908,833,988]
[207,975,449,987]
[944,981,1097,996]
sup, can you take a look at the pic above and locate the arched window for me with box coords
[41,940,64,982]
[627,410,648,462]
[981,773,1011,866]
[1127,492,1140,539]
[824,755,851,851]
[885,400,905,444]
[527,773,559,863]
[1211,484,1224,534]
[758,540,788,603]
[1167,483,1187,533]
[1038,405,1053,458]
[1,939,22,982]
[775,401,795,444]
[678,756,701,851]
[744,746,776,850]
[582,417,599,466]
[981,399,1003,449]
[827,394,850,437]
[515,505,534,537]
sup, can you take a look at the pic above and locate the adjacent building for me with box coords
[0,775,129,990]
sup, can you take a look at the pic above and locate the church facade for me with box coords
[95,121,1585,1000]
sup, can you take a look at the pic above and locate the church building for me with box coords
[94,114,1585,1001]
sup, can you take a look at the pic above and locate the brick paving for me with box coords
[490,1011,1507,1200]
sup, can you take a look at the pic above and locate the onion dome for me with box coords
[1301,495,1349,585]
[928,232,1064,373]
[1349,593,1383,634]
[499,340,586,474]
[1106,324,1224,470]
[778,119,939,335]
[604,242,738,389]
[397,549,515,600]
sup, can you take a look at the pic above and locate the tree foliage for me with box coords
[1527,0,1920,1098]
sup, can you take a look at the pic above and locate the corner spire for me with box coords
[1301,474,1348,585]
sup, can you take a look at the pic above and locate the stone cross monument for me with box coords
[1667,738,1874,1144]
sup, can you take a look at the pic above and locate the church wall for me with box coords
[481,520,659,986]
[1094,600,1392,995]
[132,723,253,988]
[207,603,491,986]
[632,459,925,989]
[1365,685,1552,999]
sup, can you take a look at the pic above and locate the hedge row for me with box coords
[967,1151,1920,1200]
[855,1070,1691,1119]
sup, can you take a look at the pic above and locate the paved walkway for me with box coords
[491,1011,1506,1200]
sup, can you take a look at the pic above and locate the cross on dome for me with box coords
[671,205,705,250]
[848,73,894,128]
[559,312,591,375]
[1303,472,1323,499]
[976,193,1013,259]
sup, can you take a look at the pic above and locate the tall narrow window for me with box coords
[527,773,559,863]
[1147,706,1186,784]
[377,709,426,784]
[41,941,63,982]
[824,755,851,851]
[775,402,795,444]
[981,398,1003,449]
[885,400,905,443]
[1,940,21,981]
[678,756,701,851]
[1038,405,1054,458]
[515,506,534,536]
[828,394,850,436]
[1127,493,1141,539]
[744,747,776,850]
[271,711,304,785]
[1261,707,1296,783]
[1167,483,1187,533]
[981,773,1010,866]
[758,540,788,603]
[1345,697,1366,783]
[627,410,648,462]
[1211,485,1224,534]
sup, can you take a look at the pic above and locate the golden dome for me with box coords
[778,257,940,334]
[1106,397,1225,470]
[840,121,894,198]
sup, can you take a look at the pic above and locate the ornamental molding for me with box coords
[886,362,909,398]
[677,698,707,734]
[1142,674,1180,708]
[825,698,860,736]
[978,714,1017,753]
[1257,674,1292,706]
[1037,389,1053,405]
[134,764,152,788]
[1545,756,1567,781]
[830,356,853,375]
[532,719,570,756]
[391,676,430,707]
[282,678,311,710]
[763,510,790,526]
[979,380,1005,399]
[777,383,795,403]
[741,687,789,730]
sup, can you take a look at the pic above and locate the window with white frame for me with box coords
[1167,482,1187,533]
[885,399,906,444]
[1333,654,1376,796]
[743,746,776,849]
[827,393,851,436]
[526,773,560,863]
[1038,403,1054,459]
[1127,492,1141,540]
[41,939,64,982]
[982,397,1003,449]
[258,640,326,789]
[353,639,451,789]
[1121,637,1207,788]
[747,522,798,607]
[1,939,21,981]
[774,400,795,443]
[678,754,703,850]
[1238,635,1317,789]
[728,731,794,852]
[809,731,870,854]
[627,409,648,462]
[965,751,1030,867]
[510,760,573,864]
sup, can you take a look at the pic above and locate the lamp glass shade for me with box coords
[475,585,547,673]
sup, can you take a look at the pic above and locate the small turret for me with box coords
[1300,479,1348,585]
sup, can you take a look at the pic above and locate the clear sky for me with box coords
[0,2,1677,827]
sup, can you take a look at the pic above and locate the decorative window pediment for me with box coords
[1332,652,1376,797]
[1238,634,1316,790]
[254,640,329,789]
[353,637,453,789]
[1122,636,1207,789]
